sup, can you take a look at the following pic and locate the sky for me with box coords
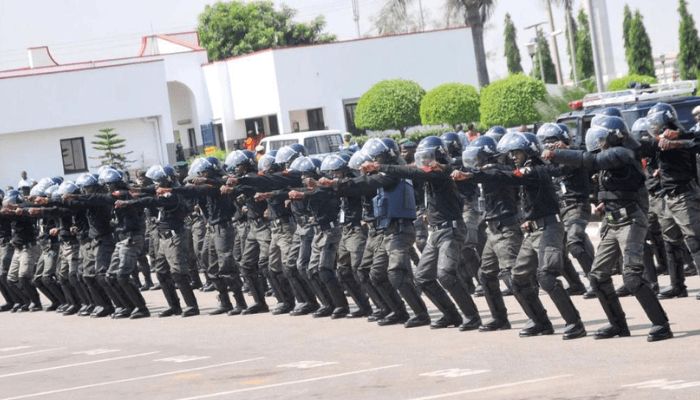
[1,0,699,81]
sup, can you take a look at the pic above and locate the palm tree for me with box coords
[374,0,412,35]
[447,0,496,87]
[551,0,577,84]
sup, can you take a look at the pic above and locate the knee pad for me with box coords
[387,269,408,290]
[685,237,700,255]
[336,266,354,283]
[369,269,388,287]
[622,273,644,294]
[536,270,558,293]
[318,268,336,284]
[437,270,459,290]
[568,243,587,260]
[356,269,371,285]
[477,269,498,286]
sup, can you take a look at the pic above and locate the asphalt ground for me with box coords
[1,224,699,400]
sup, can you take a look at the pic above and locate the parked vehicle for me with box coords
[259,130,343,159]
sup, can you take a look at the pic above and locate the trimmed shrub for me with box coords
[354,79,425,133]
[420,83,480,126]
[479,74,547,127]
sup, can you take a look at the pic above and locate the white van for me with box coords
[259,130,343,158]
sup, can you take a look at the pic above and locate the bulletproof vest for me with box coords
[598,163,645,202]
[373,178,417,229]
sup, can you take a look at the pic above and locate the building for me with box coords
[0,27,477,187]
[654,53,680,84]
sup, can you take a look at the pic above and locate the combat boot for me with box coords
[421,281,461,329]
[377,311,410,326]
[157,273,182,317]
[173,273,199,317]
[242,276,269,315]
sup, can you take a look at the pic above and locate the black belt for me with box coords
[664,184,693,199]
[522,214,560,233]
[317,220,339,230]
[486,215,518,232]
[428,220,460,231]
[158,228,184,239]
[605,204,639,222]
[271,217,293,228]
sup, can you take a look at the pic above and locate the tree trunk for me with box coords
[470,23,490,87]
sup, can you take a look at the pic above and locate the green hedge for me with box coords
[354,79,425,132]
[606,74,657,91]
[420,83,480,126]
[353,126,455,147]
[479,74,546,127]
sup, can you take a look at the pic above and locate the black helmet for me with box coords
[415,136,449,168]
[225,150,256,173]
[597,107,623,118]
[275,145,306,168]
[76,173,99,189]
[462,136,498,169]
[381,138,399,157]
[57,181,79,196]
[585,115,636,152]
[536,123,570,145]
[497,132,541,158]
[289,156,317,176]
[145,165,174,185]
[205,157,222,171]
[257,150,278,173]
[630,117,653,143]
[2,190,22,207]
[320,154,349,174]
[188,158,216,177]
[484,126,507,143]
[440,132,462,157]
[97,168,123,186]
[348,150,372,171]
[362,138,397,163]
[646,102,680,136]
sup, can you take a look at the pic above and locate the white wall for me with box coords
[273,28,478,133]
[0,118,163,188]
[227,51,282,124]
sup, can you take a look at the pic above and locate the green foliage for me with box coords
[627,10,656,77]
[531,29,557,84]
[91,128,133,170]
[354,79,425,134]
[479,74,547,127]
[607,74,657,91]
[352,126,455,147]
[535,86,591,123]
[623,5,633,68]
[576,8,594,79]
[678,0,700,80]
[565,9,578,80]
[197,1,335,61]
[503,13,523,74]
[419,83,480,127]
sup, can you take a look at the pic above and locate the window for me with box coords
[187,128,198,156]
[343,99,363,135]
[60,137,88,174]
[267,115,279,136]
[307,108,325,131]
[304,137,319,154]
[269,139,297,151]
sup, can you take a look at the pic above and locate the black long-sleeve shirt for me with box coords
[174,184,234,226]
[469,165,520,223]
[639,135,698,196]
[129,194,188,232]
[64,194,114,239]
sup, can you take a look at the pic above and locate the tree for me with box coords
[91,128,133,170]
[446,0,496,87]
[576,8,594,80]
[354,79,425,135]
[197,1,335,61]
[623,5,633,69]
[627,10,656,77]
[531,29,557,84]
[678,0,700,80]
[479,73,546,127]
[420,83,480,126]
[373,0,420,34]
[503,13,523,74]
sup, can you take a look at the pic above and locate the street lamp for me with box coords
[659,54,667,83]
[526,38,545,83]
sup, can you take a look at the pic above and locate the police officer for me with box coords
[482,132,586,339]
[289,156,350,318]
[0,190,16,311]
[544,115,672,341]
[643,103,700,299]
[326,138,430,328]
[373,136,481,330]
[119,165,199,317]
[400,140,428,265]
[536,123,593,296]
[454,135,521,331]
[320,154,373,318]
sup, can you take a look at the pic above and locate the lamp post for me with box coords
[525,22,548,83]
[659,54,667,83]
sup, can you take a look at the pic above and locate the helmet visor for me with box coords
[414,148,437,168]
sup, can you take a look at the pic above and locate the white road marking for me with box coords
[420,369,490,378]
[0,348,65,360]
[277,361,338,369]
[154,355,210,363]
[0,347,31,353]
[0,358,264,400]
[622,379,700,390]
[0,351,159,379]
[406,374,573,400]
[173,364,402,400]
[72,349,120,356]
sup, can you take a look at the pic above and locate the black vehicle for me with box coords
[557,81,700,147]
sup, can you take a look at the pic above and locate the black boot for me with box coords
[209,279,233,315]
[591,279,630,339]
[117,276,150,319]
[500,271,514,296]
[478,277,511,332]
[512,281,553,337]
[421,281,462,329]
[242,275,269,315]
[33,278,55,311]
[59,281,79,315]
[223,276,246,315]
[309,273,333,318]
[396,282,430,328]
[173,273,199,317]
[157,272,182,317]
[0,275,15,311]
[658,244,688,299]
[321,275,349,319]
[562,257,586,295]
[342,277,372,318]
[7,280,29,312]
[20,278,42,311]
[85,276,114,317]
[373,279,408,324]
[97,275,127,316]
[270,271,295,315]
[634,284,673,342]
[43,277,66,311]
[105,275,134,318]
[442,280,481,331]
[546,282,586,340]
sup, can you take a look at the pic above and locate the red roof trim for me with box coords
[155,34,203,51]
[137,36,148,57]
[202,25,470,66]
[0,59,164,80]
[28,46,60,66]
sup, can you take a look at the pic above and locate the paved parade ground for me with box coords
[1,270,699,400]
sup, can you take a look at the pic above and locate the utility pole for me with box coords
[525,22,548,83]
[352,0,361,38]
[544,0,563,85]
[417,0,425,31]
[585,0,605,92]
[565,6,578,85]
